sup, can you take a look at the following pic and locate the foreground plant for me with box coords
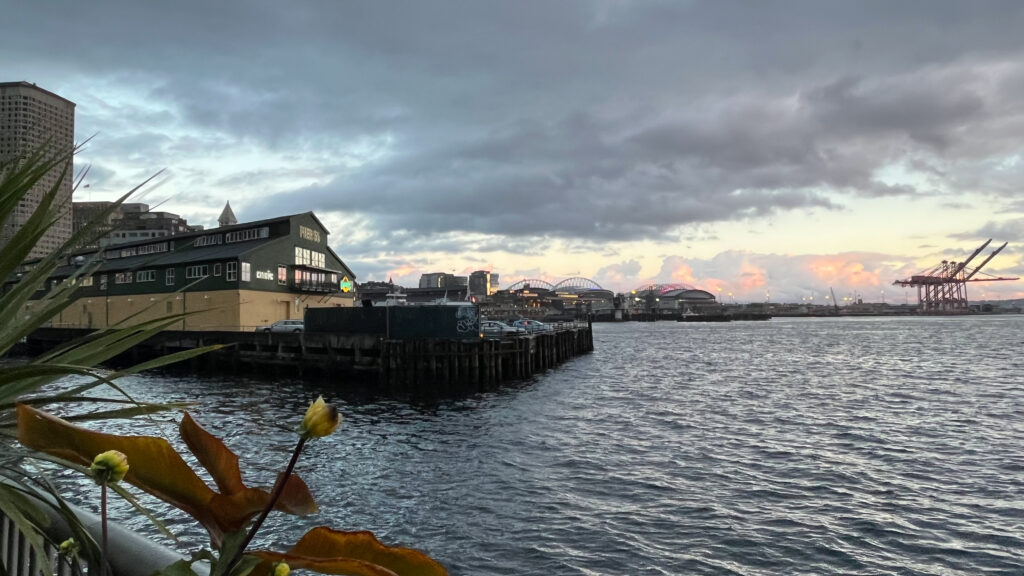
[90,449,129,575]
[18,396,447,576]
[0,143,223,575]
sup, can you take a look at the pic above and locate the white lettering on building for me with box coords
[255,270,275,281]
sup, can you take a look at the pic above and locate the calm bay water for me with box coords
[62,316,1023,574]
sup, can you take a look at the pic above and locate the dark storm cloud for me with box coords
[7,1,1024,254]
[951,219,1024,243]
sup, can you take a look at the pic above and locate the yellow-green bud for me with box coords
[298,396,340,438]
[58,537,79,556]
[90,450,129,484]
[273,561,290,576]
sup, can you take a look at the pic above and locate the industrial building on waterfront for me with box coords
[0,81,76,259]
[10,211,357,331]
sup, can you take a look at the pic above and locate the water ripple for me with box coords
[46,316,1024,575]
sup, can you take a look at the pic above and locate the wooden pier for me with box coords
[23,322,595,395]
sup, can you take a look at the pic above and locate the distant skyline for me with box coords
[5,1,1024,301]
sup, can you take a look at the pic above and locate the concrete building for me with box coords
[0,81,75,259]
[468,270,499,296]
[72,202,202,248]
[10,212,357,331]
[418,272,467,289]
[102,203,201,245]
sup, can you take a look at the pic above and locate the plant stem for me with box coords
[224,436,307,573]
[101,482,109,576]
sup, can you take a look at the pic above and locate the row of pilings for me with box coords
[20,323,595,396]
[379,324,594,394]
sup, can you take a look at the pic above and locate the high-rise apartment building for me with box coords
[0,81,76,259]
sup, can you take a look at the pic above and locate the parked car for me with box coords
[256,319,304,333]
[480,320,527,339]
[511,319,553,333]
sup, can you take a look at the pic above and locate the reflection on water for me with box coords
[48,316,1024,575]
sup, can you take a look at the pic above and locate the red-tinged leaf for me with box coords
[16,404,318,546]
[251,527,448,576]
[180,413,316,516]
[180,412,245,494]
[16,403,221,535]
[271,471,319,516]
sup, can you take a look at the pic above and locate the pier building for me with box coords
[8,211,357,331]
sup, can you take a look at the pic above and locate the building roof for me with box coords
[0,81,76,106]
[53,237,285,276]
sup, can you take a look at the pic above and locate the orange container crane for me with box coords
[893,239,1018,314]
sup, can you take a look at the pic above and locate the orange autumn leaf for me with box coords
[251,527,448,576]
[179,413,316,517]
[16,404,316,544]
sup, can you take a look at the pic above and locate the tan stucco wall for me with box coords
[238,290,355,331]
[35,289,355,332]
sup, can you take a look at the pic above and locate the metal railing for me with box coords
[0,489,201,576]
[1,510,78,576]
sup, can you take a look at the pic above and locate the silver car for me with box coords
[511,319,553,333]
[480,320,527,339]
[256,319,304,333]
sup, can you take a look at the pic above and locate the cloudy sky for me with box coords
[6,0,1024,302]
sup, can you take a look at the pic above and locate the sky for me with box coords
[5,0,1024,303]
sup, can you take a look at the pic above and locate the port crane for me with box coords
[892,239,1018,314]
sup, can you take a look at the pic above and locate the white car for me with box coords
[256,319,304,333]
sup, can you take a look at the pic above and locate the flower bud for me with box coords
[58,537,79,556]
[90,450,129,484]
[273,561,290,576]
[298,396,340,438]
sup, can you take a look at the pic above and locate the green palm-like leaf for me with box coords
[1,143,215,574]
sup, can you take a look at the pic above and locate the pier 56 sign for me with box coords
[300,225,321,243]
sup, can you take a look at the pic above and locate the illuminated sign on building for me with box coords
[255,270,275,281]
[340,276,352,293]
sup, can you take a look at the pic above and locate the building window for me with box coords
[194,234,223,247]
[186,265,209,279]
[138,242,168,255]
[225,227,269,243]
[136,270,157,282]
[115,272,133,284]
[241,262,250,282]
[277,265,287,285]
[99,274,107,290]
[166,268,176,286]
[294,246,327,268]
[213,263,222,276]
[227,261,238,281]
